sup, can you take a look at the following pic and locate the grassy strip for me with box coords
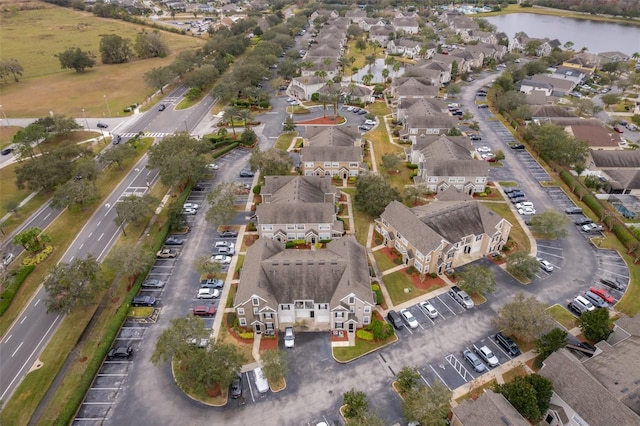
[0,265,35,316]
[275,132,297,151]
[546,304,576,330]
[339,188,372,246]
[372,250,397,272]
[383,270,431,306]
[332,334,397,362]
[600,234,640,316]
[480,201,531,254]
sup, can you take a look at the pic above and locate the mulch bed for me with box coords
[243,234,258,247]
[295,115,346,125]
[403,270,446,291]
[379,247,403,264]
[260,334,279,351]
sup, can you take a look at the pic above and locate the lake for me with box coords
[485,14,640,56]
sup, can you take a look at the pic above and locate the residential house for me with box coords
[448,50,474,73]
[460,30,497,45]
[375,197,512,274]
[300,126,363,178]
[345,9,366,24]
[519,79,554,97]
[566,124,622,150]
[599,51,630,63]
[386,39,422,58]
[589,150,640,195]
[310,9,339,22]
[536,38,561,56]
[369,25,395,44]
[539,349,639,426]
[563,54,599,71]
[255,176,343,243]
[550,66,590,86]
[291,76,327,100]
[306,44,342,58]
[341,83,374,105]
[301,57,340,80]
[452,390,529,426]
[390,77,440,102]
[233,236,376,339]
[405,58,452,85]
[408,134,490,194]
[360,17,386,31]
[530,74,577,97]
[392,16,419,34]
[395,97,449,123]
[401,98,457,142]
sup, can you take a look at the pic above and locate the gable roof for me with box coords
[262,175,336,203]
[414,134,474,160]
[235,236,374,308]
[540,349,639,425]
[453,390,529,426]
[405,99,456,129]
[301,146,363,162]
[604,169,640,190]
[305,126,360,147]
[569,125,621,148]
[590,150,640,169]
[424,159,490,177]
[393,77,439,97]
[530,105,577,118]
[256,203,336,225]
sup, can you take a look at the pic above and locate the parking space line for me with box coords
[419,373,431,389]
[445,354,473,382]
[436,295,457,316]
[247,373,255,403]
[428,365,451,390]
[417,305,436,325]
[537,251,564,260]
[492,340,511,359]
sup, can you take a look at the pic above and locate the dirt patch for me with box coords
[243,234,258,247]
[78,356,88,362]
[206,384,221,398]
[295,115,346,125]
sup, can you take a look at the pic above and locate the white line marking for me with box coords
[429,365,450,390]
[20,316,27,324]
[4,334,12,344]
[98,233,104,241]
[11,342,24,357]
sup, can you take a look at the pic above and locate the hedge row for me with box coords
[0,265,35,316]
[213,142,239,158]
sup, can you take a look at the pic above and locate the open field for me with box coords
[0,0,204,117]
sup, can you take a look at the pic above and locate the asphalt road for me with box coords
[0,85,216,403]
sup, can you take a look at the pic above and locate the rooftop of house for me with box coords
[305,126,360,147]
[590,150,640,169]
[569,124,621,148]
[453,390,529,426]
[262,175,337,204]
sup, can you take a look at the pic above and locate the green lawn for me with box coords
[373,250,398,272]
[382,271,433,305]
[275,132,297,151]
[547,304,577,330]
[332,334,397,362]
[339,188,372,246]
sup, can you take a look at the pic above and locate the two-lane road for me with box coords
[0,87,216,403]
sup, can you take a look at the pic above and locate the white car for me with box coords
[214,241,235,250]
[196,288,220,299]
[183,202,199,210]
[210,255,231,264]
[206,163,219,170]
[475,345,500,367]
[183,208,197,215]
[537,257,554,272]
[364,119,376,126]
[582,223,603,232]
[419,301,438,319]
[518,207,536,215]
[400,309,419,329]
[515,202,534,210]
[477,146,492,153]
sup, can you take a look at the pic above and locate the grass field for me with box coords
[547,304,577,330]
[0,0,204,117]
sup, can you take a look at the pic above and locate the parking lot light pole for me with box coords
[81,108,90,130]
[103,94,112,117]
[0,105,9,126]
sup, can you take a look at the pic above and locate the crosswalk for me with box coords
[118,132,170,138]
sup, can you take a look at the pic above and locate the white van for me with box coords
[253,367,269,393]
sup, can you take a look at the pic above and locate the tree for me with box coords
[523,60,548,76]
[342,389,368,419]
[494,375,551,422]
[15,146,86,191]
[99,143,137,170]
[446,83,461,96]
[601,93,621,108]
[282,116,296,133]
[73,157,101,182]
[493,149,505,162]
[355,39,367,52]
[43,255,105,314]
[184,65,218,91]
[494,72,515,93]
[261,349,289,384]
[104,245,155,282]
[51,179,99,211]
[584,175,605,191]
[151,315,210,364]
[530,123,588,167]
[13,227,50,253]
[0,58,24,83]
[249,147,293,176]
[240,128,258,146]
[396,366,420,394]
[361,73,373,86]
[381,153,401,171]
[402,382,451,426]
[114,194,158,236]
[56,47,96,73]
[205,182,238,227]
[457,265,496,296]
[507,251,540,280]
[530,210,570,239]
[576,308,612,342]
[99,34,132,64]
[12,123,46,158]
[148,133,209,187]
[492,293,555,343]
[167,200,188,231]
[495,90,526,114]
[354,174,401,217]
[404,184,430,206]
[238,109,254,129]
[134,31,169,59]
[144,67,176,95]
[193,255,222,277]
[571,98,602,117]
[450,60,459,77]
[222,105,239,136]
[534,328,568,362]
[447,127,462,136]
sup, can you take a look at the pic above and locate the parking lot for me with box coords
[513,150,551,182]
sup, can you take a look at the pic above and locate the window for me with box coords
[318,304,328,310]
[363,316,370,325]
[475,235,482,241]
[296,224,305,230]
[239,318,247,326]
[252,297,259,306]
[475,177,486,183]
[448,177,456,183]
[319,224,330,230]
[410,128,418,134]
[237,308,245,315]
[280,304,290,310]
[335,322,343,329]
[428,176,438,183]
[286,224,295,230]
[349,162,358,168]
[305,162,314,168]
[332,162,339,168]
[253,307,258,315]
[261,225,273,231]
[324,162,332,168]
[264,313,272,319]
[335,311,345,318]
[348,296,355,304]
[364,306,371,313]
[457,177,464,183]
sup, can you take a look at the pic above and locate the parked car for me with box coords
[474,345,499,367]
[518,207,536,215]
[214,246,235,256]
[537,258,554,272]
[193,305,216,317]
[132,295,156,306]
[613,126,624,134]
[158,104,166,111]
[507,191,525,199]
[219,230,238,238]
[387,310,404,330]
[210,255,231,264]
[589,287,615,304]
[469,134,482,141]
[284,326,295,348]
[419,301,438,318]
[229,374,243,399]
[206,163,219,170]
[515,202,534,210]
[495,332,521,356]
[509,143,525,150]
[200,278,224,289]
[2,253,15,267]
[449,286,474,309]
[574,216,593,226]
[239,170,255,178]
[581,223,603,232]
[477,104,489,109]
[565,206,583,215]
[141,279,165,289]
[164,236,184,245]
[197,288,220,299]
[183,202,199,210]
[215,241,235,249]
[0,147,13,155]
[400,309,419,329]
[107,346,133,360]
[477,146,492,153]
[183,208,197,215]
[463,349,486,373]
[191,183,205,191]
[156,248,179,259]
[568,295,596,315]
[365,119,376,126]
[510,196,528,204]
[600,277,624,291]
[97,122,108,129]
[584,290,609,308]
[253,367,269,393]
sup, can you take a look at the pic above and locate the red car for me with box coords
[613,126,624,133]
[193,305,216,317]
[589,287,615,304]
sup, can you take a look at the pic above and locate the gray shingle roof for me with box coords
[305,126,360,147]
[425,159,489,177]
[540,349,639,425]
[262,175,337,204]
[301,146,362,162]
[453,390,529,426]
[590,150,640,168]
[256,203,336,224]
[235,236,373,308]
[415,134,474,160]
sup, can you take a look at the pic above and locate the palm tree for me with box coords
[362,73,374,86]
[222,106,239,136]
[365,54,376,72]
[382,68,390,81]
[238,109,253,128]
[392,61,402,74]
[315,70,328,81]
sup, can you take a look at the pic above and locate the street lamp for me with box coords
[81,109,90,130]
[103,94,112,117]
[0,105,9,126]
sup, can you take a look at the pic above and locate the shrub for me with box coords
[406,266,417,275]
[430,272,437,279]
[371,284,383,305]
[252,184,261,194]
[22,245,53,266]
[258,100,270,109]
[311,93,319,101]
[356,329,374,341]
[367,317,394,340]
[406,163,419,169]
[248,222,257,232]
[0,265,36,315]
[239,331,254,339]
[185,87,201,100]
[285,241,294,248]
[123,107,132,113]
